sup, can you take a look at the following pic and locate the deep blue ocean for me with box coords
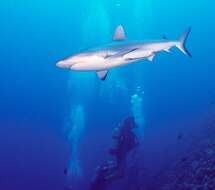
[1,0,215,190]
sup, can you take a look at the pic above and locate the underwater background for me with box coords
[1,0,215,189]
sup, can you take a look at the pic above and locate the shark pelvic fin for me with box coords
[113,25,126,41]
[96,70,109,80]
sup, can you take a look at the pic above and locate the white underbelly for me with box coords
[70,51,150,71]
[106,50,152,69]
[105,57,143,70]
[71,62,107,71]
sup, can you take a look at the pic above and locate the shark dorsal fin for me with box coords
[113,25,126,41]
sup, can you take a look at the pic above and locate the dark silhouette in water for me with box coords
[180,157,188,162]
[110,116,139,176]
[64,168,68,175]
[177,133,183,141]
[89,116,139,190]
[89,161,117,190]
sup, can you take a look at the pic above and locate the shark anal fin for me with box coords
[113,25,126,41]
[96,70,109,80]
[148,54,155,62]
[164,48,170,53]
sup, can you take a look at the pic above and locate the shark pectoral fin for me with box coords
[148,54,155,62]
[113,25,126,41]
[96,70,109,80]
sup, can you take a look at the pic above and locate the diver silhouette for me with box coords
[110,116,139,177]
[89,161,117,190]
[89,116,138,190]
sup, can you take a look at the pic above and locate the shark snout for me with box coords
[56,60,73,69]
[69,55,85,63]
[56,61,65,68]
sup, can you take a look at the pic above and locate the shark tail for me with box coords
[176,27,192,57]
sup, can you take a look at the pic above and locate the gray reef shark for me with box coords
[56,25,191,80]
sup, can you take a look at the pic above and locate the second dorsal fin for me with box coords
[113,25,126,41]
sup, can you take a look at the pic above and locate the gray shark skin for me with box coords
[56,25,191,80]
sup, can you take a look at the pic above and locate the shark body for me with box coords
[56,25,191,80]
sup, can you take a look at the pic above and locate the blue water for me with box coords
[0,0,214,189]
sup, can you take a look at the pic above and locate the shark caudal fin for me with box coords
[176,27,192,57]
